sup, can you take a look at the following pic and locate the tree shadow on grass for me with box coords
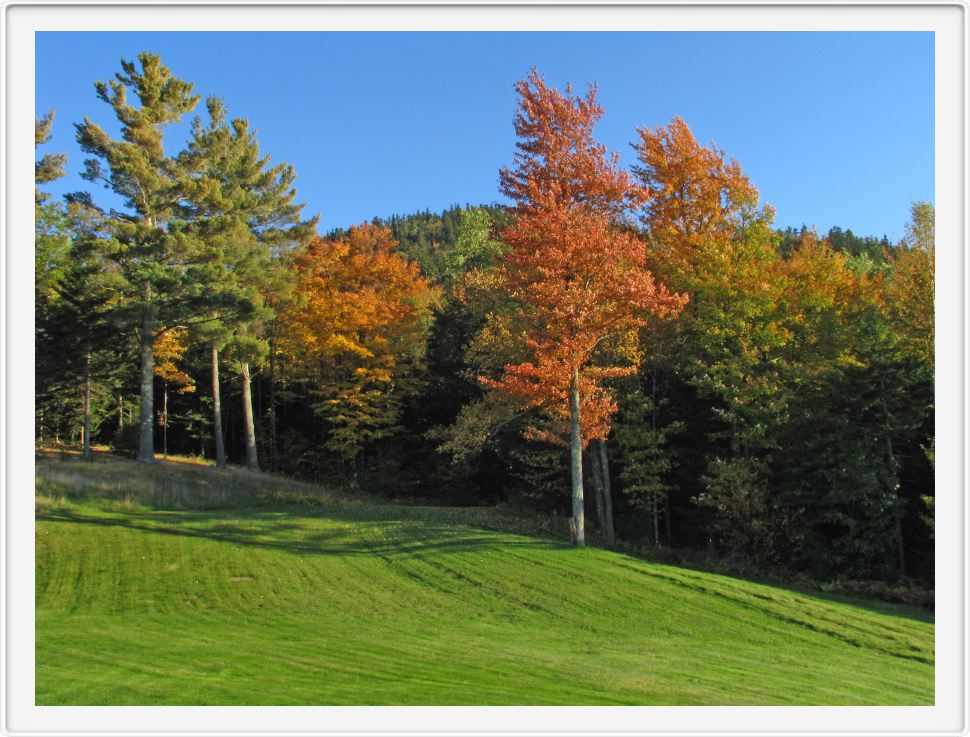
[36,505,568,559]
[36,456,930,625]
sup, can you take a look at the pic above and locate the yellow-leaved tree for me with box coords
[153,327,196,458]
[276,224,437,482]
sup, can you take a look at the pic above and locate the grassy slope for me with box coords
[35,453,934,706]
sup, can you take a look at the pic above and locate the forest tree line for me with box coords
[36,57,934,591]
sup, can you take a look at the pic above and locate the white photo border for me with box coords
[3,3,965,735]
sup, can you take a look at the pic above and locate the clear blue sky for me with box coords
[36,31,933,240]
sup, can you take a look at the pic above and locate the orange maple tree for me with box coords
[485,70,686,545]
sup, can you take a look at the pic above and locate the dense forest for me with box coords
[36,56,934,595]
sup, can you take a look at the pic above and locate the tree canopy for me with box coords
[36,58,935,592]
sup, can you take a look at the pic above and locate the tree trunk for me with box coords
[596,439,615,544]
[211,344,227,469]
[116,392,124,434]
[137,312,155,464]
[241,362,259,472]
[267,336,278,471]
[587,448,607,535]
[256,369,262,421]
[664,494,672,546]
[82,352,92,461]
[569,366,585,547]
[162,381,168,459]
[650,368,664,546]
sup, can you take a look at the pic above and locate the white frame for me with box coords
[3,4,965,735]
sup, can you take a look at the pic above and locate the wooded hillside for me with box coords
[36,56,935,594]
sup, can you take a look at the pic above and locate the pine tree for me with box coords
[177,96,317,471]
[613,383,683,546]
[75,53,203,463]
[35,108,116,456]
[35,109,67,204]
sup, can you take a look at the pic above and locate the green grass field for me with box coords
[35,452,934,705]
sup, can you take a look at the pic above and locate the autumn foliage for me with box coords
[37,54,935,584]
[480,70,687,544]
[484,208,685,444]
[153,327,196,394]
[277,224,436,460]
[486,71,685,445]
[633,117,761,251]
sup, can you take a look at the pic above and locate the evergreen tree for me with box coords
[76,53,205,463]
[613,381,683,546]
[177,96,317,470]
[632,116,785,559]
[35,109,67,204]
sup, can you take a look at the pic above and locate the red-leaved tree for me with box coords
[486,70,686,546]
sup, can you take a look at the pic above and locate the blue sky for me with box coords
[36,32,933,240]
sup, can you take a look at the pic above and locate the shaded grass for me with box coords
[35,454,934,705]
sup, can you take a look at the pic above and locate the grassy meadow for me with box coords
[35,451,934,706]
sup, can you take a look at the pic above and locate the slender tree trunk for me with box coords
[241,362,259,472]
[82,353,92,461]
[267,336,278,471]
[137,306,155,464]
[256,370,262,421]
[211,344,227,469]
[162,381,169,459]
[597,439,615,544]
[587,448,607,535]
[569,366,585,547]
[664,494,672,545]
[116,392,124,435]
[650,368,663,546]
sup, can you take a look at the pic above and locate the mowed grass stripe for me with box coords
[36,459,934,705]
